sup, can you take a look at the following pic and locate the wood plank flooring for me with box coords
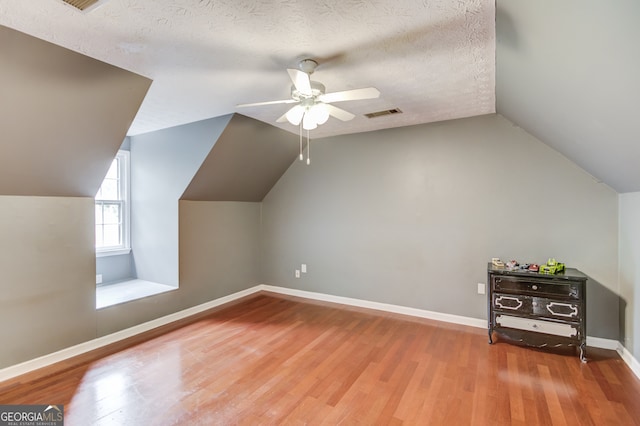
[1,292,639,425]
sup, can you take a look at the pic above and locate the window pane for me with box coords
[95,225,103,247]
[95,204,103,223]
[95,151,128,252]
[103,204,121,225]
[105,159,118,180]
[103,224,121,246]
[96,178,119,200]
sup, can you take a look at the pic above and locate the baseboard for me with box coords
[617,342,640,381]
[0,286,263,383]
[1,283,635,383]
[586,336,620,351]
[257,284,488,329]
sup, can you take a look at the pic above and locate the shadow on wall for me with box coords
[619,297,627,348]
[585,275,620,341]
[496,1,519,49]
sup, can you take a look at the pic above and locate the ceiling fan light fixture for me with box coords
[309,103,330,125]
[302,112,318,130]
[285,105,305,125]
[237,58,383,167]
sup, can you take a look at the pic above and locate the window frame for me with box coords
[95,150,131,257]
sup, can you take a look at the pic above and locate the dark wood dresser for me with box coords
[487,263,588,362]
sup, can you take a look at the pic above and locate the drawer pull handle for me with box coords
[531,285,538,290]
[495,295,523,311]
[547,302,579,318]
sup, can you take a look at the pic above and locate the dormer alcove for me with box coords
[94,113,299,327]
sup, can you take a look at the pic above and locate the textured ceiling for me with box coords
[0,0,495,139]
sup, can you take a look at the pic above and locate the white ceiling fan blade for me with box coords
[319,87,380,103]
[237,99,297,108]
[276,104,305,125]
[325,104,356,121]
[287,68,312,96]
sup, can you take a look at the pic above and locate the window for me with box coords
[95,150,130,256]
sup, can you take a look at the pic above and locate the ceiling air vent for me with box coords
[364,108,403,119]
[60,0,109,12]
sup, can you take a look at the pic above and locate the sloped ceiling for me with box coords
[2,1,637,193]
[182,114,299,201]
[0,25,151,197]
[496,0,640,193]
[0,0,495,139]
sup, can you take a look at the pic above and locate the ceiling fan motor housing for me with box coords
[291,81,326,102]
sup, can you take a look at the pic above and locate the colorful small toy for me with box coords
[505,260,519,269]
[491,258,505,268]
[539,258,565,274]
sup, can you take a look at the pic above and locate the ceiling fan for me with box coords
[237,59,380,131]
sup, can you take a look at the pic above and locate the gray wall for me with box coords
[261,114,620,339]
[97,201,261,335]
[0,196,96,367]
[0,179,262,368]
[129,116,232,286]
[619,192,640,357]
[178,202,261,306]
[0,185,262,368]
[96,254,134,284]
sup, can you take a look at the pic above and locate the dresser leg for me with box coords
[488,328,493,344]
[579,343,587,363]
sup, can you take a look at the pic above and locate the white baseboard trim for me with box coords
[2,284,637,383]
[0,285,263,383]
[258,284,488,328]
[586,336,620,351]
[617,343,640,381]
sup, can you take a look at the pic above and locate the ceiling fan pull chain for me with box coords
[299,121,304,161]
[306,129,311,165]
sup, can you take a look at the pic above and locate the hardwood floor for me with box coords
[1,292,639,425]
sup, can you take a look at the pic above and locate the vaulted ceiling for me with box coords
[0,25,150,197]
[496,1,640,193]
[0,0,495,139]
[0,0,638,193]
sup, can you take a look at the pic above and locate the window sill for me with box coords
[96,279,177,309]
[96,248,131,258]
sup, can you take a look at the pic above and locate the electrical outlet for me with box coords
[477,283,485,295]
[295,269,300,278]
[96,274,103,284]
[301,264,307,273]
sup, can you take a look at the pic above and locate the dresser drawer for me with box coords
[495,314,578,338]
[493,293,581,320]
[492,276,579,299]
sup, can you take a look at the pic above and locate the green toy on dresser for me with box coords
[539,258,565,274]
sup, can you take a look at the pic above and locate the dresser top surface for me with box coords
[487,263,588,281]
